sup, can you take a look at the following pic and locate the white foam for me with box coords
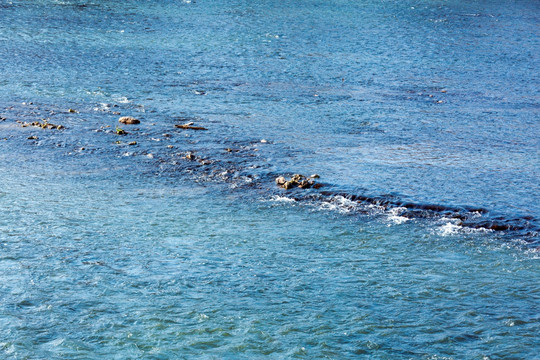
[386,207,409,225]
[436,220,492,236]
[438,222,462,236]
[269,195,296,203]
[115,96,130,104]
[318,196,359,214]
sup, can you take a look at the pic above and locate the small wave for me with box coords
[436,221,492,236]
[386,207,410,225]
[525,246,540,259]
[269,195,296,203]
[312,195,366,214]
[115,96,131,104]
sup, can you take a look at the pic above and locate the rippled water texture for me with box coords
[0,0,539,358]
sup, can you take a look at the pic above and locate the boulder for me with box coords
[275,176,287,186]
[119,116,140,125]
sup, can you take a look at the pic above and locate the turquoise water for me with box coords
[1,155,538,359]
[1,0,539,358]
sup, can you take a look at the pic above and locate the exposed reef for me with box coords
[1,100,538,249]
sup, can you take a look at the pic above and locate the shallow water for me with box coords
[1,157,538,359]
[0,0,539,358]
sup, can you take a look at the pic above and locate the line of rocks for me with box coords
[17,120,64,130]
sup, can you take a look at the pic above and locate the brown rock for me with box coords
[175,122,207,130]
[119,116,140,125]
[283,181,295,190]
[115,127,127,135]
[291,174,305,183]
[298,180,313,189]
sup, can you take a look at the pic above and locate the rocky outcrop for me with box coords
[275,174,321,190]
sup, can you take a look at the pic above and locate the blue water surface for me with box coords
[0,0,539,358]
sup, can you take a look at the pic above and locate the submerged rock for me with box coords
[118,116,140,125]
[175,122,208,130]
[19,120,64,130]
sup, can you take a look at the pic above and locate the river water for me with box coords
[0,0,539,358]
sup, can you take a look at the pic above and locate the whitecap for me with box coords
[386,207,409,225]
[269,195,296,203]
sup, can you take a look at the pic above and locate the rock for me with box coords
[115,127,127,135]
[291,174,305,183]
[298,179,313,189]
[68,108,77,113]
[27,135,38,140]
[310,174,320,179]
[20,120,64,130]
[275,176,287,186]
[175,122,208,130]
[283,181,295,190]
[260,139,268,143]
[276,173,320,190]
[128,141,137,146]
[167,145,174,149]
[119,116,140,125]
[185,152,195,161]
